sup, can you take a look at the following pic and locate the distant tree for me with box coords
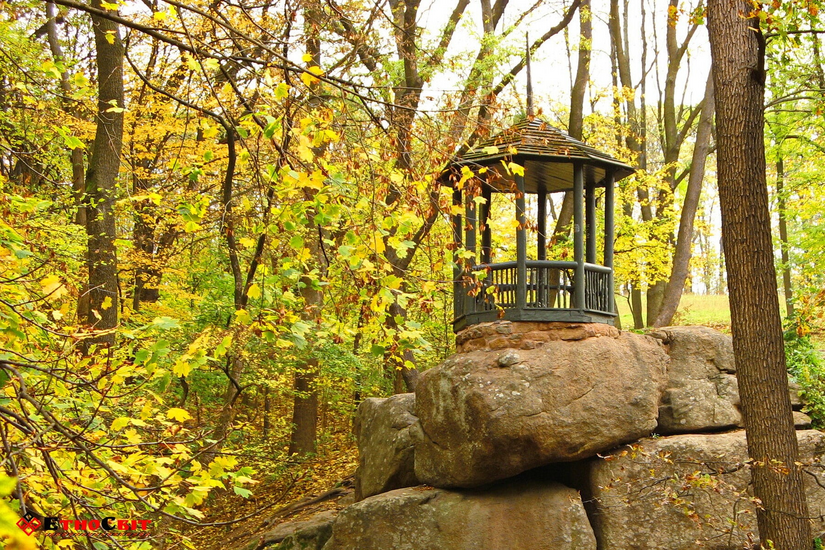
[82,0,124,347]
[707,0,812,547]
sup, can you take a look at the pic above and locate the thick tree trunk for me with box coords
[707,1,812,547]
[83,0,124,347]
[654,75,715,328]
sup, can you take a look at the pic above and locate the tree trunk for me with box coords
[288,1,323,452]
[776,158,794,318]
[83,0,124,347]
[707,1,812,547]
[288,360,318,456]
[654,75,715,328]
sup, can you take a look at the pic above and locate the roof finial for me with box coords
[526,34,534,118]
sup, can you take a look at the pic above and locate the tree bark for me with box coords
[654,75,715,328]
[707,1,812,547]
[83,0,124,347]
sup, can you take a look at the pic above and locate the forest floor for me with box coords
[172,444,358,550]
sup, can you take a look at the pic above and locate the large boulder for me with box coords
[651,326,741,433]
[584,429,825,549]
[414,328,668,487]
[353,394,420,500]
[652,326,811,433]
[323,476,596,550]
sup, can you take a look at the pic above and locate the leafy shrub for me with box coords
[784,315,825,428]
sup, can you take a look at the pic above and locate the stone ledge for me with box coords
[455,320,620,353]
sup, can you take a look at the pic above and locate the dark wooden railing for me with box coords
[455,260,614,329]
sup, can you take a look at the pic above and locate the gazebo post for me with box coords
[452,188,463,320]
[464,190,477,316]
[537,187,547,261]
[585,179,596,264]
[604,171,615,313]
[515,174,527,311]
[573,163,585,310]
[481,184,492,264]
[537,186,547,308]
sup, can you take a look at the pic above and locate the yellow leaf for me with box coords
[167,408,192,422]
[41,274,66,298]
[173,358,191,377]
[104,31,115,45]
[274,82,290,99]
[482,146,499,155]
[301,53,313,63]
[239,237,255,248]
[300,66,323,87]
[202,123,219,139]
[508,162,525,177]
[373,231,386,255]
[153,10,167,20]
[111,417,130,431]
[247,283,261,300]
[298,144,314,163]
[101,296,113,310]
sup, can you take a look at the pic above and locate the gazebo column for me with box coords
[537,187,547,261]
[481,184,492,264]
[452,188,463,320]
[573,163,585,310]
[604,171,615,314]
[537,186,547,307]
[585,180,596,264]
[515,174,527,310]
[464,190,477,316]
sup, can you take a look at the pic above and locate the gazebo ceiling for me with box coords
[442,118,635,193]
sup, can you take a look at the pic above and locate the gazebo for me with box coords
[444,118,635,332]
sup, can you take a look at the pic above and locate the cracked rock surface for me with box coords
[353,393,421,500]
[414,331,669,488]
[323,475,596,550]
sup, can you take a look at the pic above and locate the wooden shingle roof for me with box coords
[444,118,635,193]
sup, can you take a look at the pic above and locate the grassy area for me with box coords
[615,293,733,330]
[614,292,818,337]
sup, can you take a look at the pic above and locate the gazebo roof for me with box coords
[443,118,635,193]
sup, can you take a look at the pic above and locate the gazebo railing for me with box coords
[457,260,613,325]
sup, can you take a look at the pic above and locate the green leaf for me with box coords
[215,335,233,358]
[289,235,304,250]
[233,486,252,498]
[152,316,181,330]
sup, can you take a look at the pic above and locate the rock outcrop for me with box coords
[345,322,822,549]
[414,330,668,487]
[353,393,420,500]
[651,326,742,433]
[583,429,825,549]
[323,476,596,550]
